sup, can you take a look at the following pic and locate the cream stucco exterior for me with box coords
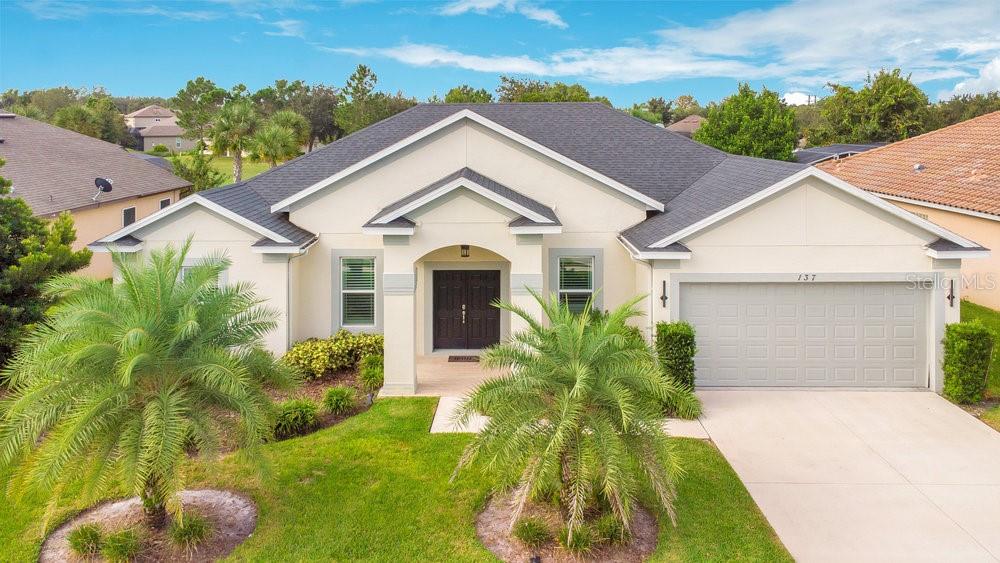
[103,116,978,395]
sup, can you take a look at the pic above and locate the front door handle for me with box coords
[462,304,466,324]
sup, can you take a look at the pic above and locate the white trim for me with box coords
[269,109,665,213]
[617,236,692,260]
[88,242,143,253]
[878,194,1000,223]
[250,246,308,254]
[648,167,981,249]
[509,225,563,235]
[373,177,553,225]
[361,226,416,236]
[925,248,991,259]
[98,194,293,244]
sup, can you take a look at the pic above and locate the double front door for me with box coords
[433,270,501,350]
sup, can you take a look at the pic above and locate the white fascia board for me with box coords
[251,246,306,254]
[509,225,563,235]
[98,194,292,244]
[269,109,665,213]
[925,248,991,259]
[617,235,691,260]
[648,167,981,249]
[877,194,1000,223]
[373,178,552,225]
[361,226,416,236]
[88,242,143,253]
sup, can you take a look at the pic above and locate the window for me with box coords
[159,197,171,209]
[341,257,376,326]
[558,256,594,314]
[175,138,182,149]
[122,206,136,226]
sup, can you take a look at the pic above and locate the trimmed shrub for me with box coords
[656,321,697,389]
[273,398,320,439]
[557,523,594,555]
[594,513,630,545]
[943,320,995,404]
[323,385,355,415]
[148,144,171,157]
[67,523,103,558]
[168,513,211,555]
[358,355,384,392]
[101,528,141,562]
[284,332,385,379]
[512,516,551,547]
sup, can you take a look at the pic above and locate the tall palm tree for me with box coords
[453,292,690,542]
[268,110,311,149]
[211,100,258,182]
[251,122,298,168]
[0,242,297,529]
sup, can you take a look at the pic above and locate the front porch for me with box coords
[410,355,503,396]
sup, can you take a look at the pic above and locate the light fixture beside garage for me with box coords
[460,244,470,258]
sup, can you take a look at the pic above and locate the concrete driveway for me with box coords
[699,390,1000,562]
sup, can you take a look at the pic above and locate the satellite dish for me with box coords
[92,177,113,201]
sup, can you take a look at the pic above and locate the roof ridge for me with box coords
[830,109,1000,164]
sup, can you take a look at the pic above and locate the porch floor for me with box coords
[415,354,502,396]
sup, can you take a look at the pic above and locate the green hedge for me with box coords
[284,330,385,379]
[655,321,697,389]
[943,320,995,404]
[273,399,320,439]
[359,354,385,392]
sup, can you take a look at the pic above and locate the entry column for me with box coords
[508,235,545,335]
[381,271,417,395]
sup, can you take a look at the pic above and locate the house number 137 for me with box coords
[797,274,817,281]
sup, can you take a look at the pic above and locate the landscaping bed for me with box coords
[957,301,1000,432]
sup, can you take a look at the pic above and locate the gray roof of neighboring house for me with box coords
[366,167,559,225]
[126,105,176,118]
[128,152,173,171]
[0,114,191,216]
[138,125,185,137]
[793,143,885,165]
[100,103,807,248]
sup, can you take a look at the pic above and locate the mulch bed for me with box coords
[476,493,658,563]
[267,368,375,431]
[40,489,256,563]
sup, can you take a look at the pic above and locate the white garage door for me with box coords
[680,283,927,387]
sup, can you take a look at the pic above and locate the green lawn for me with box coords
[0,398,788,562]
[961,300,1000,397]
[206,156,270,184]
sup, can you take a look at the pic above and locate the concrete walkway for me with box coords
[700,390,1000,562]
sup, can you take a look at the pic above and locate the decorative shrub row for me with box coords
[323,385,356,415]
[655,321,697,390]
[511,512,631,555]
[69,524,143,562]
[358,354,384,392]
[283,330,385,379]
[943,320,995,404]
[273,399,320,439]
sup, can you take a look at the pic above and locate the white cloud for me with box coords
[782,92,814,105]
[950,57,1000,96]
[439,0,567,28]
[264,19,305,38]
[19,0,221,21]
[340,0,1000,90]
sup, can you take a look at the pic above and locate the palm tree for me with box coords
[453,292,689,542]
[211,100,258,182]
[0,242,297,529]
[251,122,298,168]
[269,110,311,149]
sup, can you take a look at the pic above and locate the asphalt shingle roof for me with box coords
[126,105,176,118]
[793,143,885,164]
[818,111,1000,217]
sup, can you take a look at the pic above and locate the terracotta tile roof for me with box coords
[125,104,175,118]
[818,111,1000,217]
[0,114,191,216]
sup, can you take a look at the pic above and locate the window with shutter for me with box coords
[341,257,376,326]
[558,256,593,314]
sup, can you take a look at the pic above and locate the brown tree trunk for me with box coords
[141,485,169,530]
[233,152,243,183]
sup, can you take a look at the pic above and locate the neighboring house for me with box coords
[92,103,987,394]
[0,112,190,277]
[125,105,199,152]
[666,114,705,137]
[819,111,1000,310]
[793,143,884,164]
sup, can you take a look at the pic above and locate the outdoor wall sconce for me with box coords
[460,244,470,258]
[947,278,956,308]
[660,280,669,308]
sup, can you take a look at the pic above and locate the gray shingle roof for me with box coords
[927,238,989,252]
[793,143,885,165]
[199,183,316,245]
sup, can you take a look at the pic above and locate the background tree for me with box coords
[8,103,44,120]
[496,76,611,105]
[300,83,340,151]
[251,122,298,168]
[251,79,309,117]
[269,110,311,149]
[0,158,91,368]
[211,100,258,182]
[170,151,227,192]
[84,95,130,145]
[669,94,705,122]
[25,86,82,119]
[928,92,1000,130]
[628,97,672,125]
[0,243,297,528]
[171,77,227,147]
[445,85,494,103]
[809,69,929,145]
[52,105,101,138]
[334,65,417,136]
[693,83,797,161]
[110,95,170,114]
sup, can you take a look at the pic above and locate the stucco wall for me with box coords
[128,116,177,129]
[142,136,198,152]
[891,201,999,310]
[70,189,180,278]
[129,205,291,354]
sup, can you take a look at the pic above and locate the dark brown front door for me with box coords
[433,270,501,349]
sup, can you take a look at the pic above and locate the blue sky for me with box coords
[1,0,998,106]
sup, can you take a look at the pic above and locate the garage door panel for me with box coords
[680,282,927,388]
